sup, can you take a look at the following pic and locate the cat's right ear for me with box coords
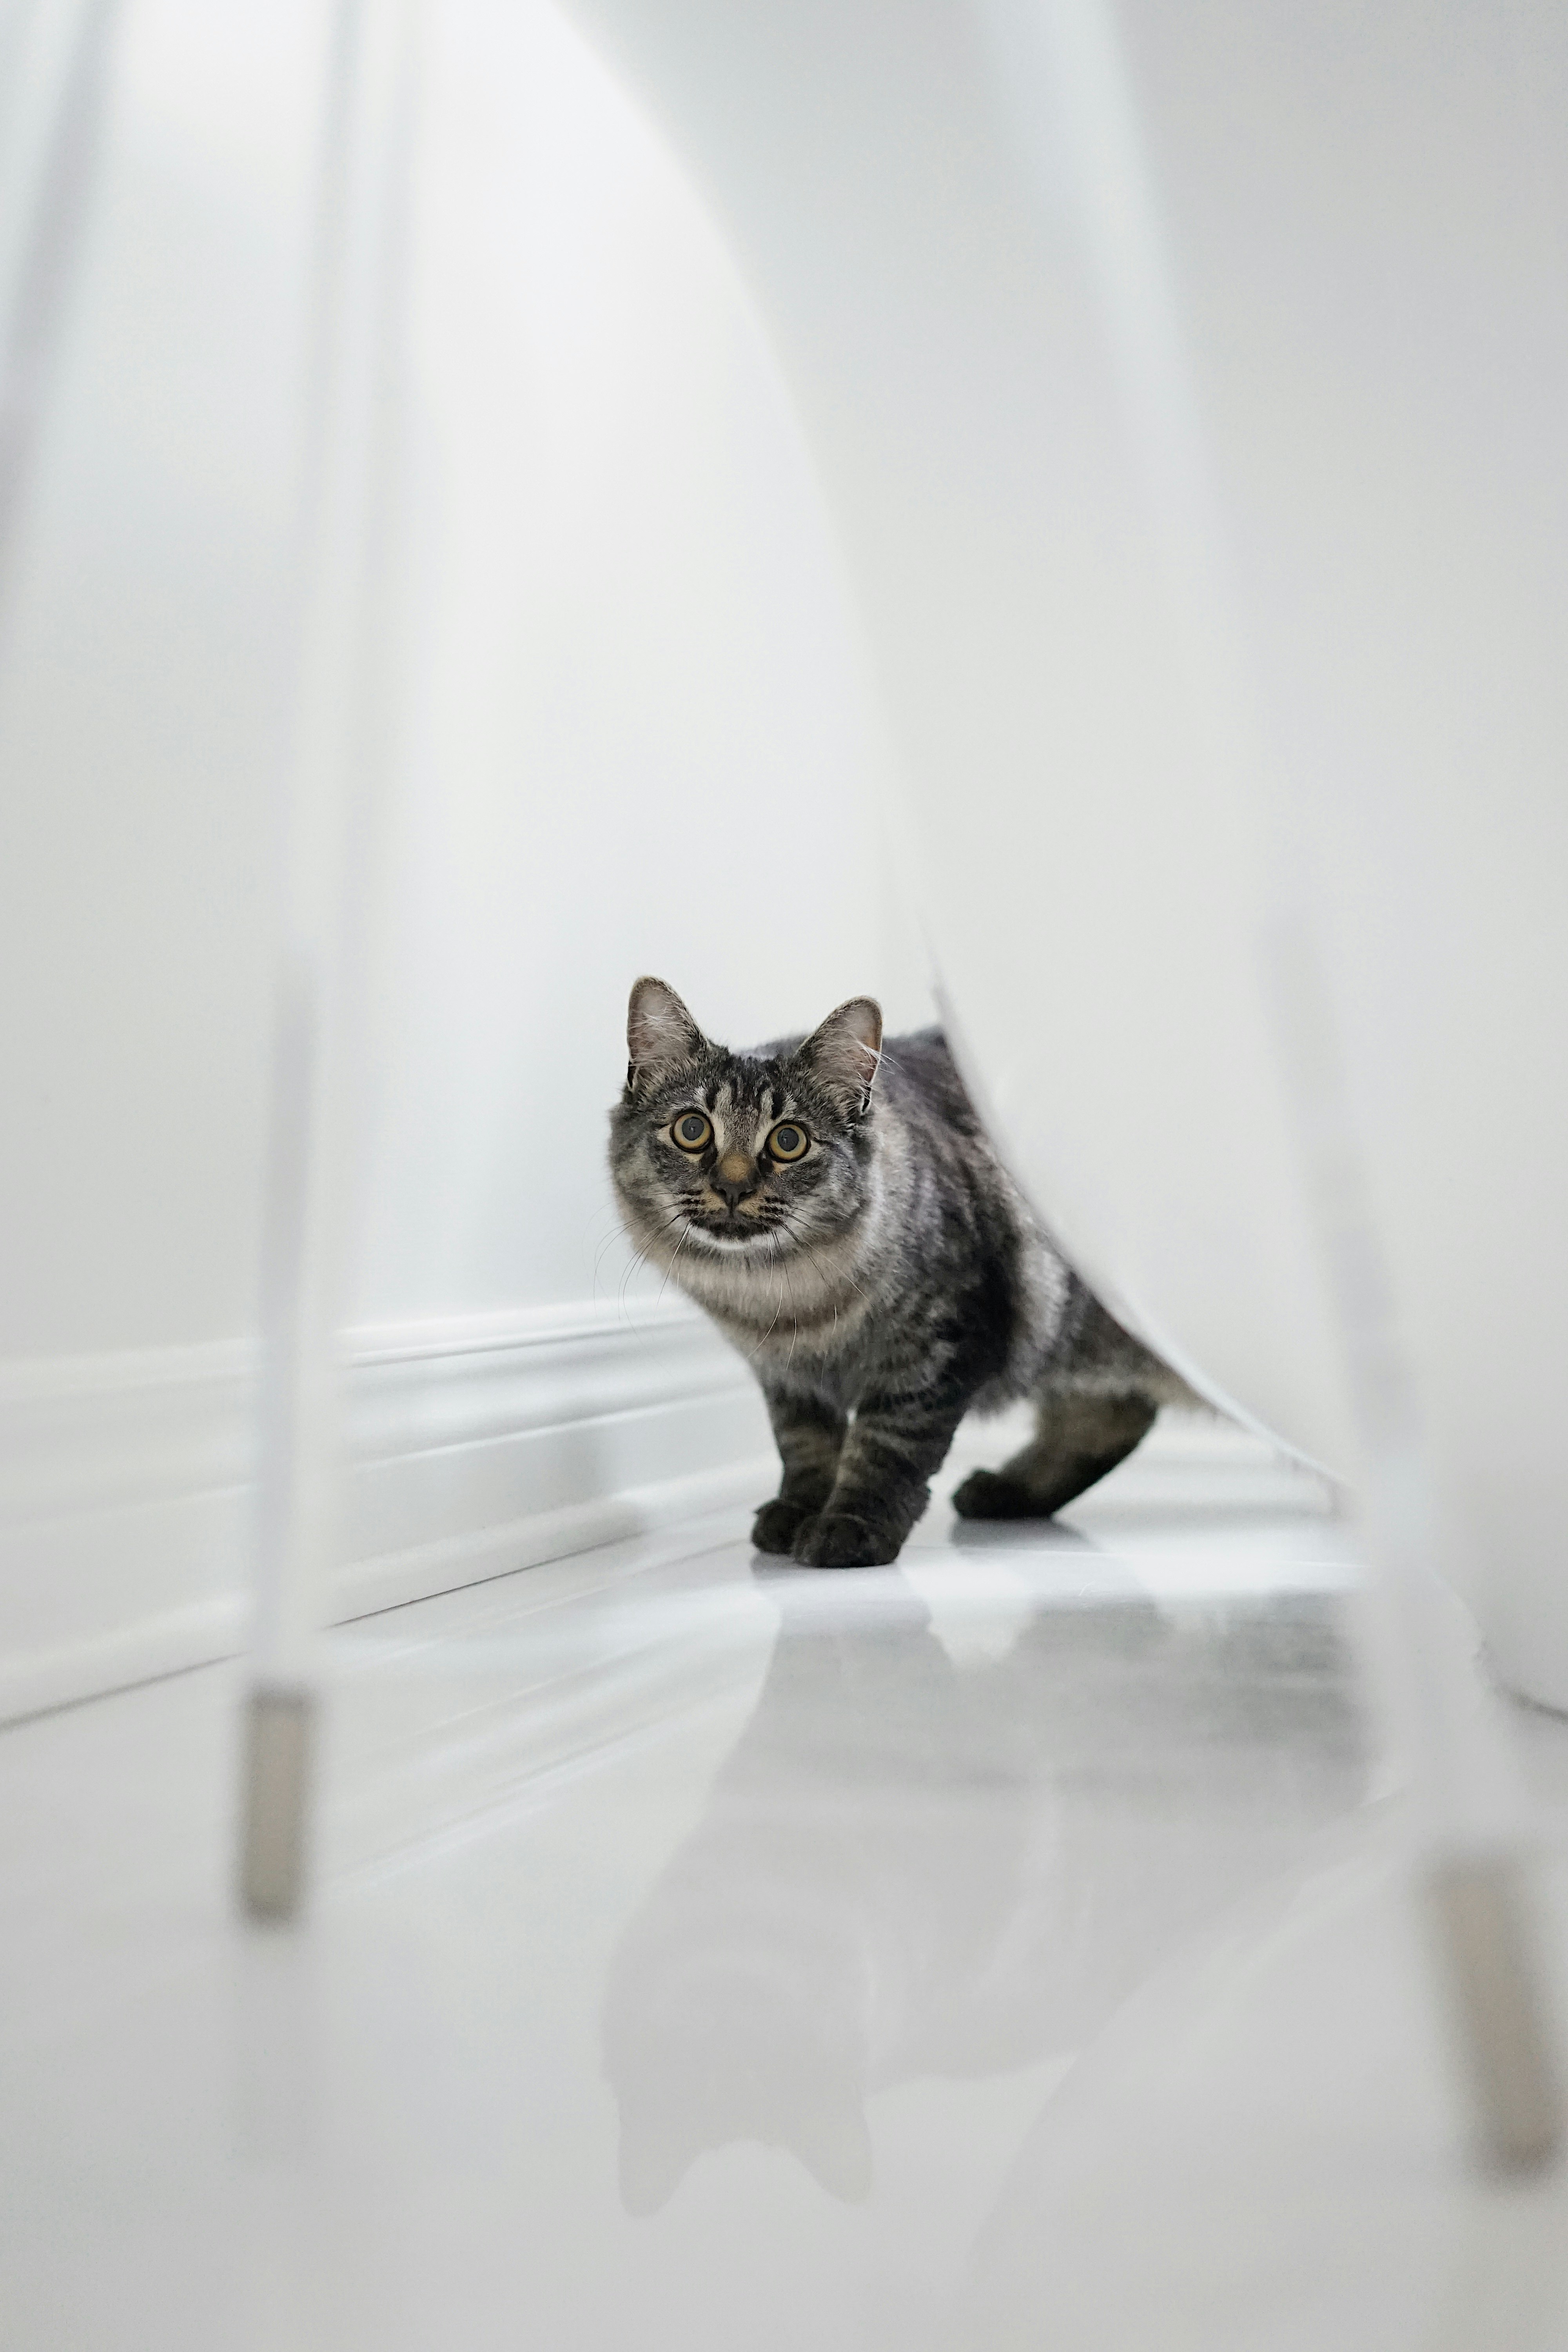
[626,976,705,1094]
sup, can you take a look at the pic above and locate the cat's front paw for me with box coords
[791,1510,904,1570]
[751,1498,816,1554]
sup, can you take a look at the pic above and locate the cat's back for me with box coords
[878,1025,984,1138]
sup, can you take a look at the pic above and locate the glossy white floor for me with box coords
[4,1419,1568,2350]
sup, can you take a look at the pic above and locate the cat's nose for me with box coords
[713,1152,757,1209]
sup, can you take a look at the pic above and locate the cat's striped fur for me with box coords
[608,978,1189,1568]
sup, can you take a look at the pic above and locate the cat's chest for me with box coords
[714,1288,893,1403]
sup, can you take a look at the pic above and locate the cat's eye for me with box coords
[671,1111,712,1152]
[766,1121,810,1163]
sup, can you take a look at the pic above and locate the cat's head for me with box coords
[607,1949,874,2213]
[608,977,883,1266]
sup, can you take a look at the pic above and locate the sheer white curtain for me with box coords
[565,0,1568,2167]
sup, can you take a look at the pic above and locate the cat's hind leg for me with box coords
[951,1390,1157,1521]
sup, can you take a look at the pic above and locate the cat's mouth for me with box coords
[684,1206,784,1250]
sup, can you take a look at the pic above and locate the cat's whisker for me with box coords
[783,1261,802,1370]
[593,1226,635,1294]
[757,1265,789,1348]
[655,1218,696,1304]
[616,1203,691,1319]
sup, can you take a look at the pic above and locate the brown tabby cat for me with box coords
[609,978,1188,1566]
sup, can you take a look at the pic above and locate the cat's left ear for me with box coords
[626,975,706,1094]
[792,996,882,1120]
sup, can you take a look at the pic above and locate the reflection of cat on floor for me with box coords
[602,1560,1364,2213]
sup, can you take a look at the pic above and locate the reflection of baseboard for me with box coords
[0,1302,769,1726]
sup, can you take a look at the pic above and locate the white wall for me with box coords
[353,0,929,1327]
[0,0,927,1715]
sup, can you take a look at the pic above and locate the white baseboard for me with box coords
[0,1308,1321,1727]
[0,1301,771,1725]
